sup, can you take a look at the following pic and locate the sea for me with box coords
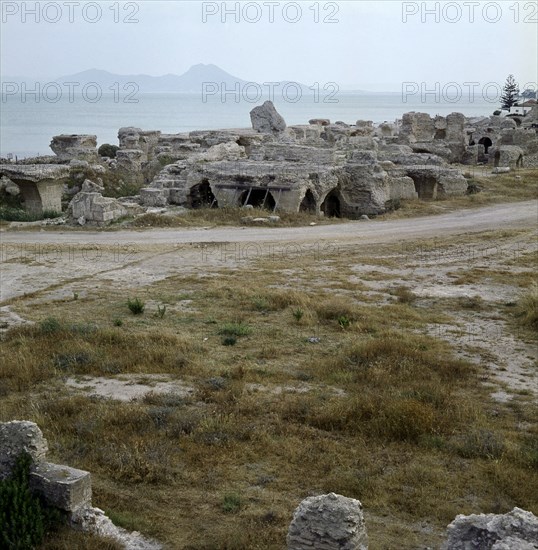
[0,92,498,158]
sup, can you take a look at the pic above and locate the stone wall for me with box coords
[0,421,162,549]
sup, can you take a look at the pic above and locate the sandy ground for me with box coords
[1,200,537,401]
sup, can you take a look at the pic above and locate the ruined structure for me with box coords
[50,134,98,162]
[135,102,473,217]
[0,164,69,215]
[67,179,128,225]
[0,420,162,549]
[4,102,537,221]
[3,422,538,549]
[286,493,538,549]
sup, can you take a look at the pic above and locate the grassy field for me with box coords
[1,227,537,549]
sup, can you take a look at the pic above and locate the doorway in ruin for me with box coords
[409,173,438,200]
[239,188,276,210]
[321,190,341,217]
[478,137,493,154]
[189,180,218,208]
[299,189,316,213]
[494,151,501,168]
[516,154,523,168]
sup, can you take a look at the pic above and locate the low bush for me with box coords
[127,298,145,315]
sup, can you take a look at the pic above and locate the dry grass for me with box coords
[1,228,537,549]
[130,207,338,228]
[517,283,538,328]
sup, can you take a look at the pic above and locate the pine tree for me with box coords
[500,75,520,110]
[0,453,60,550]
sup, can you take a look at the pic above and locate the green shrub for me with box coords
[0,453,61,549]
[221,493,242,513]
[222,336,237,346]
[292,308,304,322]
[127,298,145,315]
[97,144,119,159]
[39,317,62,334]
[0,207,62,222]
[338,315,351,329]
[218,322,252,337]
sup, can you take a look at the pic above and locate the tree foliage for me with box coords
[0,453,60,549]
[98,143,119,159]
[501,74,520,110]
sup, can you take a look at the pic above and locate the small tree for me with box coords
[1,454,45,549]
[500,74,520,110]
[98,143,119,159]
[0,454,62,549]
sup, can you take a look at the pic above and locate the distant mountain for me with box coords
[50,64,313,94]
[0,66,383,94]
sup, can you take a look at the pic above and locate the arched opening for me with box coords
[434,129,446,140]
[321,190,341,217]
[478,137,493,154]
[189,180,217,209]
[239,188,276,210]
[299,189,316,213]
[409,173,438,200]
[494,151,500,168]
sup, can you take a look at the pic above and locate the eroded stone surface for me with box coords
[30,462,92,512]
[287,493,368,550]
[0,421,48,479]
[250,100,287,134]
[442,507,538,550]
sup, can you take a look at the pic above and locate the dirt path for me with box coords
[1,200,536,304]
[1,200,537,246]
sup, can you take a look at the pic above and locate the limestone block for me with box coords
[30,462,92,512]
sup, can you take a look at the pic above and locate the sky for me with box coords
[1,0,537,92]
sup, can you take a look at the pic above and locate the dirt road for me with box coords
[1,200,537,304]
[1,200,537,247]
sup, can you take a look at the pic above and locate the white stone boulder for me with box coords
[287,493,368,550]
[442,507,538,550]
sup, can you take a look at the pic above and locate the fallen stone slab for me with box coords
[30,462,92,512]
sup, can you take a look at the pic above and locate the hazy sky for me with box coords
[1,0,536,91]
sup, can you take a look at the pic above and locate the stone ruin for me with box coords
[0,421,162,550]
[67,178,129,226]
[286,492,538,550]
[2,420,538,549]
[287,493,368,549]
[130,102,537,218]
[1,102,537,222]
[442,507,538,550]
[0,164,70,216]
[50,134,99,162]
